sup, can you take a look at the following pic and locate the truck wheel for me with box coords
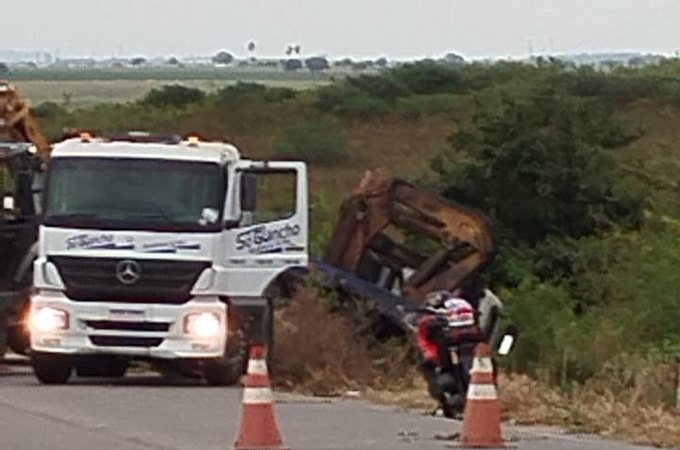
[31,352,73,384]
[202,320,252,386]
[7,325,29,356]
[75,357,128,378]
[262,300,275,369]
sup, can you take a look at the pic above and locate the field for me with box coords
[16,78,331,109]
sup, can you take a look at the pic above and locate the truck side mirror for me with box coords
[240,172,257,213]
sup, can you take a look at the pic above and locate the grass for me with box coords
[16,78,330,109]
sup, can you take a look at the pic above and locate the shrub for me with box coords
[140,84,205,109]
[431,85,647,244]
[395,94,460,119]
[335,95,390,119]
[389,60,462,95]
[314,83,364,113]
[561,72,661,104]
[274,119,348,164]
[215,81,267,103]
[263,87,297,103]
[346,74,410,103]
[33,101,69,118]
[314,84,390,119]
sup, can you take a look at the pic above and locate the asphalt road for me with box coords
[0,367,661,450]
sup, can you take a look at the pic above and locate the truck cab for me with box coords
[29,133,308,384]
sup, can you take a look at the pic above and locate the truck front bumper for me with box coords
[29,291,227,359]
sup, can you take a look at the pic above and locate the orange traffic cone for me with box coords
[234,345,289,450]
[460,342,505,448]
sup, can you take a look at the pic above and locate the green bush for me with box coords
[263,87,297,103]
[503,228,680,383]
[431,85,647,245]
[335,95,390,119]
[346,74,410,103]
[314,84,363,113]
[314,83,390,119]
[216,81,267,103]
[140,84,205,109]
[395,94,460,119]
[274,119,348,164]
[389,61,462,95]
[560,72,661,104]
[33,101,69,119]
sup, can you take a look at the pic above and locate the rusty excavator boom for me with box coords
[299,169,496,333]
[324,169,495,303]
[0,81,51,163]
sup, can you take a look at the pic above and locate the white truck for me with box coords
[28,133,308,385]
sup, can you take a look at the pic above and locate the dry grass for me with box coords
[272,287,378,395]
[499,373,680,448]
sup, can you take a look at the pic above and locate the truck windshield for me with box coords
[43,157,226,232]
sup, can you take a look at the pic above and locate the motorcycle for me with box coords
[415,304,517,418]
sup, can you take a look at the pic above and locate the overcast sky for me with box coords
[5,0,680,59]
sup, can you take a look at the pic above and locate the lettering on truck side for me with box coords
[235,224,301,254]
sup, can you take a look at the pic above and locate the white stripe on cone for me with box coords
[471,356,493,374]
[243,387,274,405]
[247,359,268,375]
[467,383,498,400]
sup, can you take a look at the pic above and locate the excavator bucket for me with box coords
[324,169,495,303]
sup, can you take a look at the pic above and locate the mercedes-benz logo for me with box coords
[115,260,141,285]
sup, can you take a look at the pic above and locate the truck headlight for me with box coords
[30,307,69,333]
[184,312,221,340]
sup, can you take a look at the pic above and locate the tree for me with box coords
[283,59,303,71]
[305,56,329,72]
[443,52,465,66]
[375,57,389,68]
[130,57,146,66]
[166,57,180,65]
[212,51,234,65]
[0,63,8,75]
[431,86,647,245]
[389,61,461,94]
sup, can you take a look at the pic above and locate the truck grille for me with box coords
[49,256,210,304]
[85,320,171,332]
[89,336,164,347]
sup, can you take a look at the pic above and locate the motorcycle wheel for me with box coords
[441,392,466,419]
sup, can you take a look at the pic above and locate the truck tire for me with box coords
[31,352,73,384]
[202,318,252,386]
[202,300,275,386]
[75,357,128,378]
[262,300,275,370]
[0,312,8,359]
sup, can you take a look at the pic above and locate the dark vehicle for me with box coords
[0,143,44,355]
